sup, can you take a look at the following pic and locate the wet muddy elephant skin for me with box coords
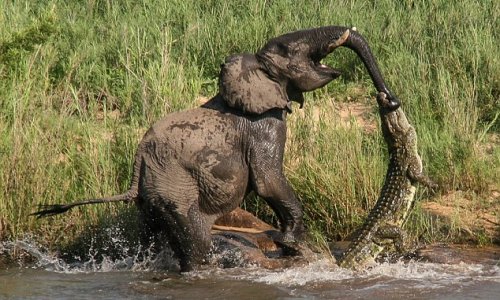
[33,26,399,272]
[134,99,305,271]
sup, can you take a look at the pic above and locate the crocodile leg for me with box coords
[373,224,408,253]
[407,169,438,190]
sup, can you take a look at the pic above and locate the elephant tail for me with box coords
[30,191,137,219]
[31,146,145,219]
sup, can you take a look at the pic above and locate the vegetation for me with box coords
[1,0,498,253]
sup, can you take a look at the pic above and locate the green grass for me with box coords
[0,0,498,250]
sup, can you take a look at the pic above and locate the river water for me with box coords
[1,238,499,300]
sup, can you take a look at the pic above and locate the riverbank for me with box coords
[0,0,498,251]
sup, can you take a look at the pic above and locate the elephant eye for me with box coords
[275,43,289,56]
[310,48,326,63]
[310,52,322,63]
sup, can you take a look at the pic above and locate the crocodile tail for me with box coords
[31,146,144,219]
[338,235,370,268]
[338,217,383,268]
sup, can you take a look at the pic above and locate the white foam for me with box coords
[249,259,353,285]
[241,259,500,287]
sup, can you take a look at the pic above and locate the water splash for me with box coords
[0,231,178,274]
[0,226,254,274]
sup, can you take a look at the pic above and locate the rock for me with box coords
[211,231,309,269]
[214,208,275,231]
[211,208,313,269]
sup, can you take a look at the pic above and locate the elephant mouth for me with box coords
[313,56,342,78]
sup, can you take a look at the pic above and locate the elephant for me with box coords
[32,26,400,272]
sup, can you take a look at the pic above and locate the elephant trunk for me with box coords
[320,26,400,110]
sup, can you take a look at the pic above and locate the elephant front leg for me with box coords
[250,164,305,244]
[248,119,305,246]
[259,177,305,243]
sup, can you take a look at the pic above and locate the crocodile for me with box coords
[338,92,436,269]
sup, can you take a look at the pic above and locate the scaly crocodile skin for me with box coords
[338,92,436,269]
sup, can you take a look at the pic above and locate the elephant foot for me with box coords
[280,220,306,244]
[275,239,315,260]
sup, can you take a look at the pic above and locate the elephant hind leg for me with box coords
[138,158,215,271]
[181,204,215,271]
[150,201,213,272]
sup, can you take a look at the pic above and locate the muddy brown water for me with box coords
[1,239,499,300]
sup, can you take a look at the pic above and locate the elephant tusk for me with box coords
[328,29,350,53]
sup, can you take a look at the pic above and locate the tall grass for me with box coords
[0,0,498,248]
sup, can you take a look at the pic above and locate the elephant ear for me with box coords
[219,54,288,114]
